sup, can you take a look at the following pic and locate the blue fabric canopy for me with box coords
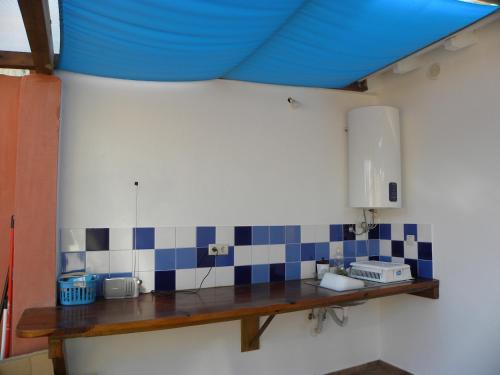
[58,0,496,88]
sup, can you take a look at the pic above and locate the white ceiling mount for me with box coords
[392,55,423,75]
[444,31,478,51]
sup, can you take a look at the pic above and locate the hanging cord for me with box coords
[351,208,377,235]
[132,181,139,278]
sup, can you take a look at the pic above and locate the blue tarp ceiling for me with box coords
[58,0,496,88]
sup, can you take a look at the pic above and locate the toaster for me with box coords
[103,277,141,299]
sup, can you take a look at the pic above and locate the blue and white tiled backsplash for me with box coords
[60,224,433,295]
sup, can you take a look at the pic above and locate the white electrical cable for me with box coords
[0,308,7,359]
[132,182,139,278]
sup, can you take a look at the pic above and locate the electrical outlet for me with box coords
[406,235,416,246]
[208,244,228,256]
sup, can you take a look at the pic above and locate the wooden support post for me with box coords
[48,338,67,375]
[241,316,260,352]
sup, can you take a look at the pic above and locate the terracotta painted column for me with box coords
[0,74,61,355]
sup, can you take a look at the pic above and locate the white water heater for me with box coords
[347,106,401,208]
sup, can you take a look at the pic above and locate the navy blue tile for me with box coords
[369,256,380,261]
[252,264,270,284]
[404,224,418,241]
[343,240,356,258]
[356,240,368,257]
[286,244,301,262]
[235,265,251,285]
[300,243,315,261]
[379,224,391,240]
[368,225,380,239]
[285,225,301,244]
[270,226,285,244]
[196,226,215,247]
[252,226,269,245]
[368,239,380,256]
[418,242,433,260]
[133,227,154,249]
[405,258,418,278]
[344,257,356,269]
[380,255,392,262]
[418,260,433,279]
[234,226,252,246]
[86,228,109,251]
[343,224,355,241]
[197,247,215,268]
[155,249,175,271]
[285,262,300,280]
[270,263,285,282]
[315,242,329,261]
[215,246,234,267]
[175,248,197,269]
[155,270,175,291]
[391,240,404,258]
[330,224,343,241]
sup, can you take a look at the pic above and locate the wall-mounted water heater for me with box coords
[347,106,401,208]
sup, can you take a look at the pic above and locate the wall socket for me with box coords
[208,244,229,256]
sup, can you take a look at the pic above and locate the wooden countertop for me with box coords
[17,278,439,340]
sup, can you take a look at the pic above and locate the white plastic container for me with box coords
[347,106,401,208]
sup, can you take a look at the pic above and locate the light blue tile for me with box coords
[418,260,433,278]
[368,239,380,256]
[252,226,269,245]
[155,249,176,271]
[285,225,301,244]
[344,257,356,269]
[196,226,216,247]
[133,227,155,249]
[270,226,285,244]
[285,262,300,280]
[380,255,392,262]
[343,240,356,258]
[252,264,270,284]
[315,242,329,261]
[356,240,368,257]
[300,243,315,261]
[215,246,234,267]
[286,244,301,262]
[175,247,197,269]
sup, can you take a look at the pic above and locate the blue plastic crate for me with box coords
[59,273,97,306]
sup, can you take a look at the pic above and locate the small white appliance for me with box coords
[103,277,141,299]
[319,273,365,291]
[349,261,412,283]
[347,106,401,208]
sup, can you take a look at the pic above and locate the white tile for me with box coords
[234,246,252,266]
[109,250,133,273]
[356,256,369,262]
[404,242,418,259]
[196,268,216,289]
[215,266,234,287]
[252,245,270,265]
[86,251,109,274]
[300,225,315,243]
[60,228,85,252]
[176,227,196,248]
[135,249,154,272]
[301,261,316,279]
[155,227,175,249]
[355,229,368,241]
[391,224,404,241]
[216,226,234,246]
[380,240,392,256]
[137,271,154,293]
[330,242,343,259]
[315,225,330,242]
[176,269,196,290]
[418,224,433,242]
[109,228,132,250]
[392,257,404,264]
[269,244,285,264]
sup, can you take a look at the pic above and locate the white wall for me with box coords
[369,18,500,375]
[57,72,381,375]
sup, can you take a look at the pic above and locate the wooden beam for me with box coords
[17,0,54,74]
[341,79,368,92]
[0,51,34,70]
[48,338,67,375]
[241,316,260,352]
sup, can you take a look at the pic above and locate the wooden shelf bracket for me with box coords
[241,314,275,352]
